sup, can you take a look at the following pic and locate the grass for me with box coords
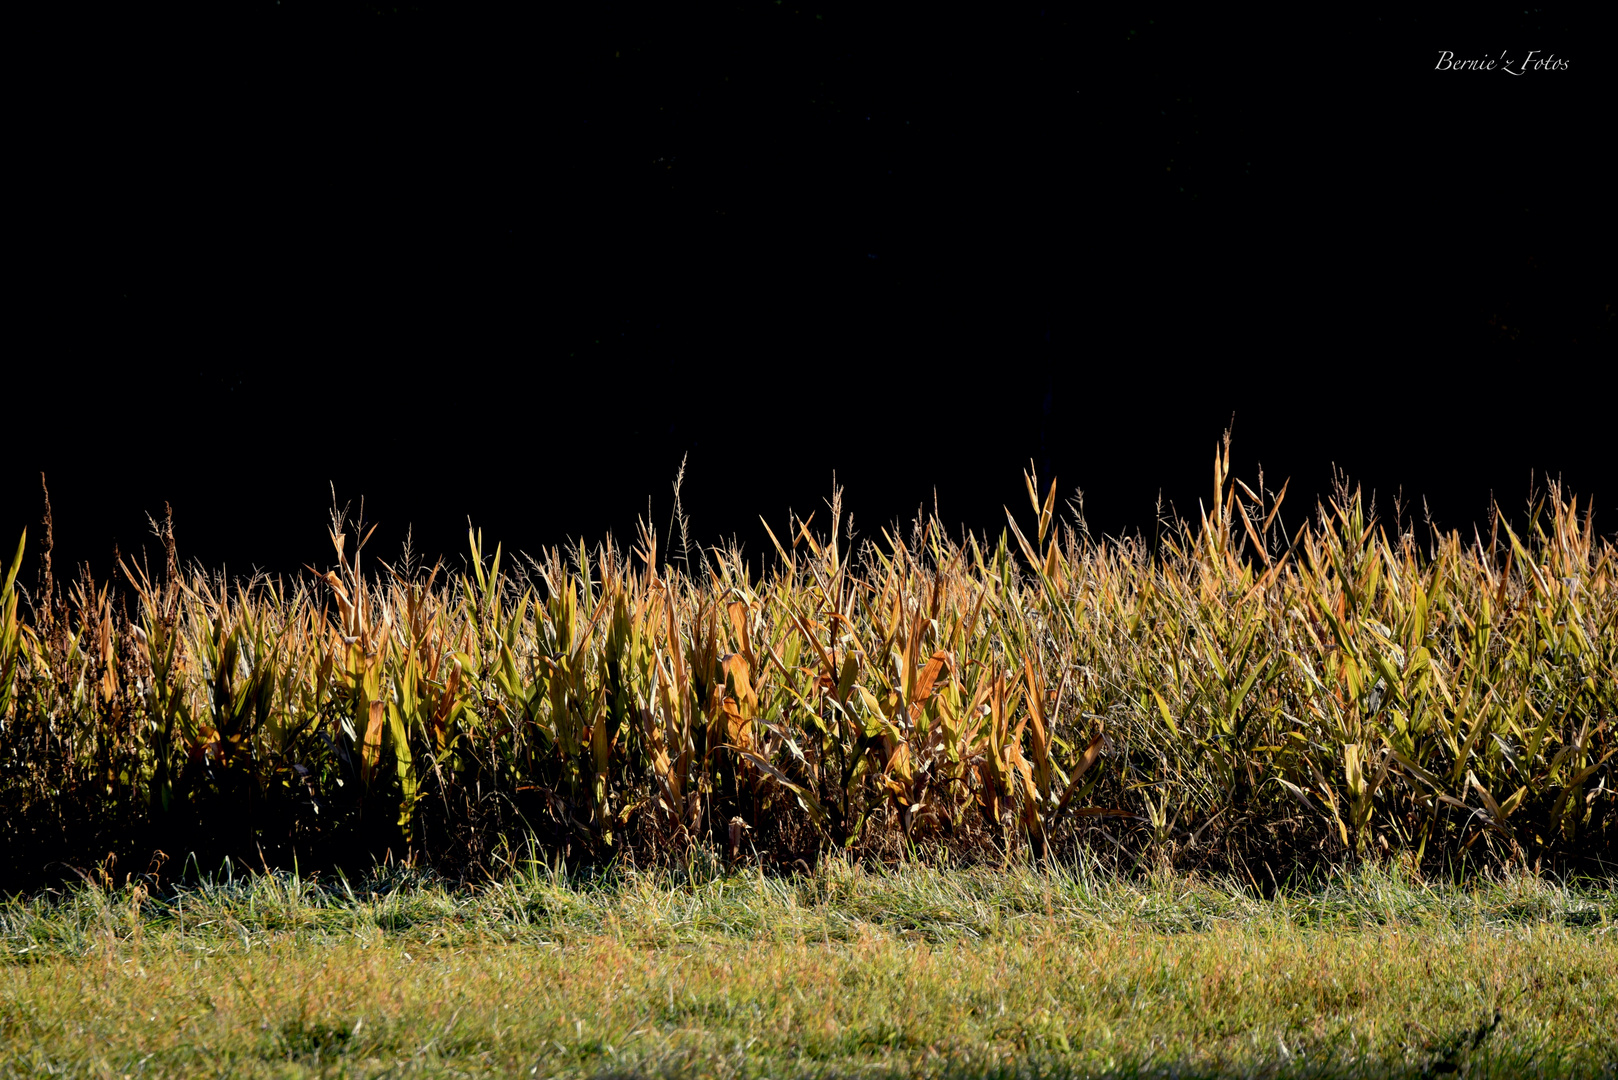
[3,862,1615,1077]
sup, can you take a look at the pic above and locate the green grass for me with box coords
[4,862,1615,1077]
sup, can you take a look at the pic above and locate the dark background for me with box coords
[6,2,1612,589]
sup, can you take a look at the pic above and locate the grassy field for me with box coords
[4,862,1615,1078]
[4,458,1615,1075]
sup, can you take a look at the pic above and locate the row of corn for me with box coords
[1,450,1613,886]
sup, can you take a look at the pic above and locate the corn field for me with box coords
[2,448,1614,891]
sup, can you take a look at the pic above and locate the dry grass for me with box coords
[2,444,1614,886]
[3,863,1615,1077]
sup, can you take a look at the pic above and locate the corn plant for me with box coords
[1,453,1613,891]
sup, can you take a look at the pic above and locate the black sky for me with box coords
[6,2,1612,587]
